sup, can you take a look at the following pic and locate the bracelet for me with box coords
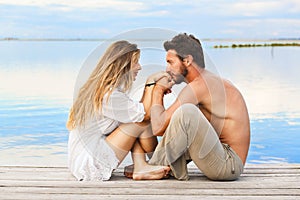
[145,82,156,87]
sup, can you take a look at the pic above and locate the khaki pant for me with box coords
[149,104,244,181]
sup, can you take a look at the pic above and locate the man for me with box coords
[148,33,250,180]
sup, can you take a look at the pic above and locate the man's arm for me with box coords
[150,86,167,136]
[151,83,199,136]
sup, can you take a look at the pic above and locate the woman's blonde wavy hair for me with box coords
[66,40,140,130]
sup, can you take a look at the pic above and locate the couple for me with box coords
[66,33,250,181]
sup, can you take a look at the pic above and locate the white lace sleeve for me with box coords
[102,89,145,123]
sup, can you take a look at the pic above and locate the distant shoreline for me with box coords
[213,43,300,48]
[1,37,300,48]
[1,37,300,42]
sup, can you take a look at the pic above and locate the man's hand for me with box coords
[155,75,175,94]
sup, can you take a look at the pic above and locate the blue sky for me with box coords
[0,0,299,39]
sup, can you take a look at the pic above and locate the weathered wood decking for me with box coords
[0,164,299,199]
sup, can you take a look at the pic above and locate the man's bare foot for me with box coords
[132,164,170,180]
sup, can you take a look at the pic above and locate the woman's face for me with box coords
[131,57,141,81]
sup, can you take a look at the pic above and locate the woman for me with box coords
[66,40,170,181]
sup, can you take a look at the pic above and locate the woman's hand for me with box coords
[146,71,170,84]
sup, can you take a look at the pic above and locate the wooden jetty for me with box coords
[0,164,299,199]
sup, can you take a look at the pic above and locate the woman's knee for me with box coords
[118,122,148,138]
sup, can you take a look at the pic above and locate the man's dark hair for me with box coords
[163,33,205,68]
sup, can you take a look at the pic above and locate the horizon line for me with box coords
[1,37,300,42]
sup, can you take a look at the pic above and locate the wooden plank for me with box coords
[0,164,299,175]
[0,194,298,200]
[0,165,299,174]
[0,178,299,189]
[0,164,299,200]
[0,171,296,181]
[0,186,299,195]
[1,165,299,173]
[0,172,299,181]
[1,163,299,170]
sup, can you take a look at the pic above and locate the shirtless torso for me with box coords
[151,49,250,164]
[193,70,250,164]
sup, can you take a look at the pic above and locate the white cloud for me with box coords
[179,0,300,17]
[129,10,169,17]
[1,0,299,38]
[2,0,300,14]
[230,1,281,17]
[0,0,146,11]
[235,1,300,16]
[287,0,300,13]
[1,0,299,18]
[227,18,300,35]
[0,0,171,18]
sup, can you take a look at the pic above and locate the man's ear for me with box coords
[184,55,193,66]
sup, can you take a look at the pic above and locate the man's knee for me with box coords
[179,103,200,117]
[171,103,207,131]
[172,103,200,122]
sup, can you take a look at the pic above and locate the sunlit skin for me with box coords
[151,49,250,164]
[131,61,142,81]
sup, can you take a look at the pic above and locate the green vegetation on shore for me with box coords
[214,43,300,48]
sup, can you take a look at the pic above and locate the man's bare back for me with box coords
[190,70,250,164]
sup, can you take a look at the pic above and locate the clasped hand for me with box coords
[146,71,174,93]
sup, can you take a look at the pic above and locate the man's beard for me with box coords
[174,67,188,84]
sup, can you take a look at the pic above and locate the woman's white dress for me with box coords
[68,88,145,181]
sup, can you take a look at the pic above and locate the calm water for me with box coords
[0,40,299,166]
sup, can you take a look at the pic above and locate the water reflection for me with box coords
[205,46,300,117]
[0,143,67,166]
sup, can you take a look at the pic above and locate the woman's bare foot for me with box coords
[132,164,170,180]
[124,164,170,180]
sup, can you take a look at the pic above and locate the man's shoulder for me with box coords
[178,77,206,104]
[188,75,207,89]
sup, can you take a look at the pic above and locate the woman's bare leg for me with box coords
[123,125,159,178]
[105,126,137,162]
[106,122,169,180]
[131,140,169,180]
[138,125,158,159]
